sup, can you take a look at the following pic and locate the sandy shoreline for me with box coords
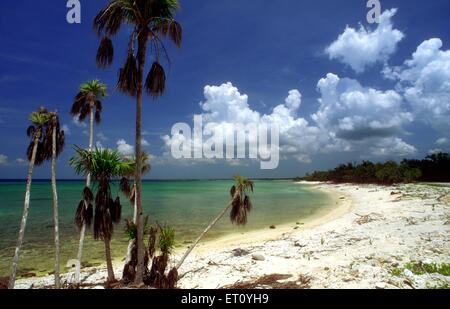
[12,182,450,289]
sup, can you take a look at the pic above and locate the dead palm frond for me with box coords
[230,175,254,226]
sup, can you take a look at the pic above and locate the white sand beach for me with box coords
[13,182,450,289]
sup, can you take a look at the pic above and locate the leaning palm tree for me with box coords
[8,107,51,289]
[93,0,182,284]
[70,146,133,282]
[119,151,151,263]
[42,111,66,289]
[70,79,107,285]
[176,175,254,270]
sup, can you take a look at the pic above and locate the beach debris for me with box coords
[252,254,265,261]
[440,195,450,204]
[178,266,206,280]
[270,225,276,229]
[354,213,383,225]
[219,274,311,289]
[294,241,306,248]
[405,217,417,225]
[343,276,353,282]
[232,248,250,257]
[390,191,401,195]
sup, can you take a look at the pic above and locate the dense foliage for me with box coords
[298,152,450,185]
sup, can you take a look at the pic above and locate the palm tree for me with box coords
[8,107,51,289]
[93,0,182,284]
[119,151,151,263]
[42,111,66,288]
[176,175,254,270]
[70,146,133,282]
[70,79,107,285]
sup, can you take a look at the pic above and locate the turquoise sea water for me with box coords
[0,180,334,278]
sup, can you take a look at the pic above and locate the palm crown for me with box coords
[94,0,182,98]
[70,145,134,183]
[42,111,65,159]
[70,146,134,240]
[26,107,51,166]
[230,174,254,226]
[71,79,108,124]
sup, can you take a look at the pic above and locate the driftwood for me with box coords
[178,266,206,280]
[219,274,311,289]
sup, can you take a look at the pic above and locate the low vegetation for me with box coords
[391,262,450,277]
[298,152,450,185]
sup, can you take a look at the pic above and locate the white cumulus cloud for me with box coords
[72,116,87,128]
[384,38,450,137]
[326,9,404,73]
[313,73,413,141]
[162,81,417,164]
[436,137,449,145]
[117,139,135,157]
[0,154,7,165]
[96,132,108,141]
[62,124,70,135]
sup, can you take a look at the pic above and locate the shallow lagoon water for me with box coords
[0,180,333,277]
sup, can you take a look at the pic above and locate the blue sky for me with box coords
[0,0,449,179]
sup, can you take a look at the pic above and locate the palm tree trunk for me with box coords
[104,237,115,282]
[176,194,237,270]
[75,105,94,284]
[125,189,137,263]
[51,126,60,289]
[134,33,149,285]
[8,134,40,289]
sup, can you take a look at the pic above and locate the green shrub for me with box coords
[159,224,175,256]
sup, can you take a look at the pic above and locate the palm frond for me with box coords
[119,177,132,198]
[26,126,35,138]
[168,20,182,48]
[83,186,94,203]
[86,203,94,228]
[229,175,254,226]
[93,2,125,37]
[96,36,114,69]
[95,110,102,125]
[75,200,86,230]
[145,61,166,99]
[117,52,138,96]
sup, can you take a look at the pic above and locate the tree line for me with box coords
[298,152,450,185]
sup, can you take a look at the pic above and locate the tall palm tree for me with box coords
[176,175,254,270]
[119,151,151,263]
[8,107,51,289]
[42,111,66,289]
[70,79,107,285]
[93,0,182,284]
[70,146,133,282]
